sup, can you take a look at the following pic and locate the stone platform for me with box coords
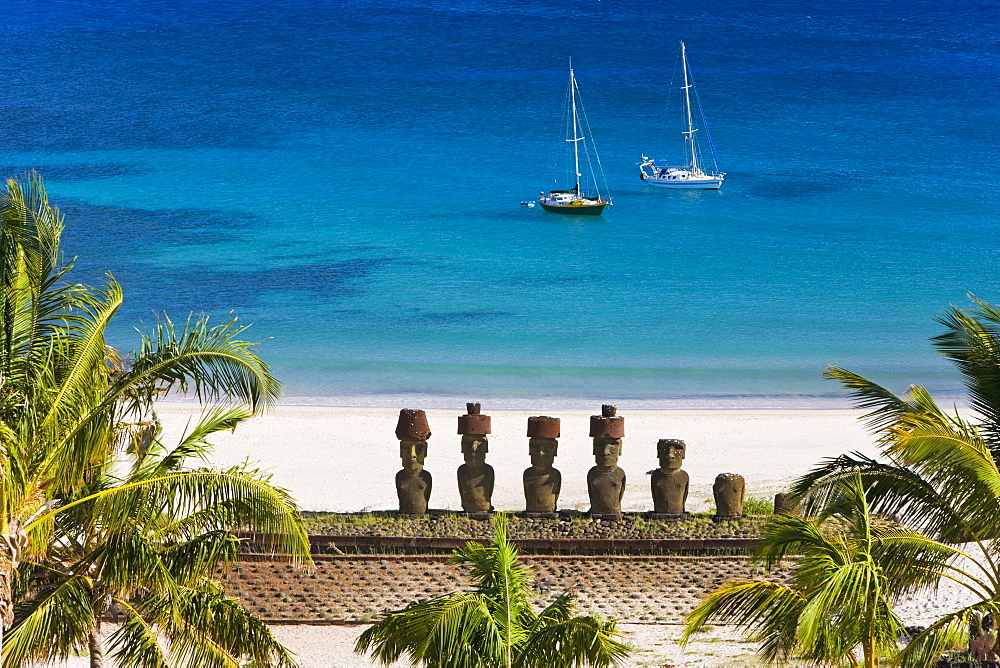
[219,554,789,625]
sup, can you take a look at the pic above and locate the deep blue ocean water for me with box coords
[2,0,999,407]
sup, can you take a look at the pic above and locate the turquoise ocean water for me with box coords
[3,0,999,407]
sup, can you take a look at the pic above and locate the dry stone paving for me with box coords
[218,556,790,624]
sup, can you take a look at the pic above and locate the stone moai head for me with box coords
[657,439,686,472]
[458,402,491,467]
[714,472,746,518]
[590,405,624,471]
[399,441,427,473]
[527,416,560,469]
[396,408,431,473]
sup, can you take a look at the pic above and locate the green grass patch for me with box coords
[298,511,767,540]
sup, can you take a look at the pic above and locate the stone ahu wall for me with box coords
[219,555,791,624]
[395,404,783,520]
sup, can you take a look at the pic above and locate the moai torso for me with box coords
[524,466,561,513]
[651,468,689,514]
[396,469,432,515]
[458,461,494,512]
[587,464,626,514]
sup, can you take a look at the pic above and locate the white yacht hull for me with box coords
[644,176,723,190]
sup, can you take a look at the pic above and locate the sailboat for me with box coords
[639,42,725,190]
[539,65,611,215]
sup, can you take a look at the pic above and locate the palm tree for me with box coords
[682,474,958,668]
[3,407,306,668]
[789,296,1000,666]
[355,513,630,668]
[0,173,310,663]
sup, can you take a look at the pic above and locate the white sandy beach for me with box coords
[153,404,882,514]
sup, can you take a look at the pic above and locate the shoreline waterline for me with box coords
[156,388,970,411]
[278,393,862,410]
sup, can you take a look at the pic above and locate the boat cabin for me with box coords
[546,191,578,203]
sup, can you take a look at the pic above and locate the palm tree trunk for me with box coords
[88,629,104,668]
[89,590,105,668]
[862,635,875,668]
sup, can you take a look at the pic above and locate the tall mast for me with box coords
[680,42,698,173]
[569,63,581,194]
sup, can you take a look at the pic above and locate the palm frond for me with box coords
[933,299,1000,447]
[791,453,978,542]
[0,175,300,667]
[895,599,1000,667]
[39,276,121,432]
[79,530,176,595]
[2,574,93,668]
[797,560,904,662]
[127,314,282,413]
[160,582,297,668]
[32,469,311,564]
[483,514,531,658]
[105,597,170,668]
[516,616,630,668]
[157,531,241,587]
[869,527,984,598]
[531,592,575,627]
[824,367,923,436]
[881,424,1000,542]
[51,315,280,463]
[356,594,494,667]
[682,580,806,663]
[357,511,631,667]
[754,513,841,571]
[141,405,253,477]
[156,595,242,668]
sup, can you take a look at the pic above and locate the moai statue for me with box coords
[395,408,432,515]
[587,405,626,519]
[650,439,689,518]
[713,472,746,520]
[773,492,800,515]
[523,416,562,517]
[457,402,494,515]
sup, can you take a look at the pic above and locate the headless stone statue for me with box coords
[773,492,800,515]
[651,438,689,517]
[456,403,493,514]
[713,472,746,519]
[587,405,626,518]
[395,409,433,515]
[523,416,562,516]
